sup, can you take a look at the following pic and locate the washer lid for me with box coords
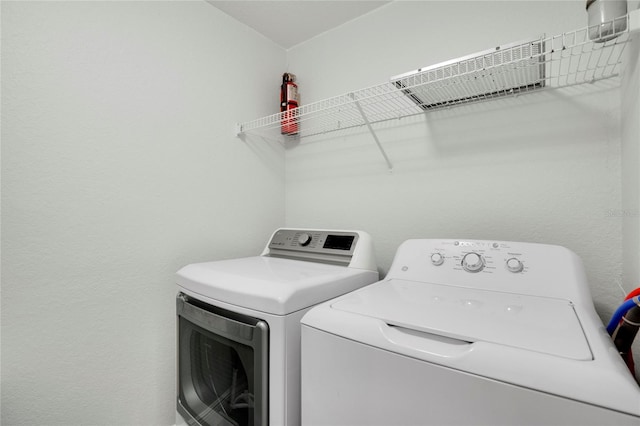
[331,279,592,360]
[176,256,376,315]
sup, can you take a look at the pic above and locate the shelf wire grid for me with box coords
[237,14,631,141]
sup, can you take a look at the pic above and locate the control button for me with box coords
[297,233,312,246]
[506,257,524,273]
[430,253,444,266]
[462,299,483,309]
[462,252,484,273]
[505,304,523,314]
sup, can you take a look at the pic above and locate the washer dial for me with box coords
[430,253,444,266]
[462,252,485,273]
[506,257,524,273]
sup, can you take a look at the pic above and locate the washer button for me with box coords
[462,252,485,273]
[506,257,524,273]
[430,253,444,266]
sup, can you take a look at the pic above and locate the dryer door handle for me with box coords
[381,323,475,360]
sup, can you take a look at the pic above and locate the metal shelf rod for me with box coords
[350,93,393,171]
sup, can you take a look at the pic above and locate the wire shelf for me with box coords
[237,14,634,145]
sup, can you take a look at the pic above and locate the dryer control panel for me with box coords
[386,239,589,302]
[264,228,376,270]
[269,229,356,253]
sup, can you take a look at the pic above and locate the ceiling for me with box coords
[207,1,391,49]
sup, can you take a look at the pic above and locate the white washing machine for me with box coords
[301,239,640,425]
[175,228,378,426]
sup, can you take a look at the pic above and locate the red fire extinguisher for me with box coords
[280,73,299,135]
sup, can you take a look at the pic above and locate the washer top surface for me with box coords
[327,238,592,360]
[177,255,376,315]
[331,279,592,360]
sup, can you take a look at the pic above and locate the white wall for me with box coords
[286,1,626,319]
[621,5,640,372]
[1,2,285,425]
[2,1,637,424]
[622,18,640,294]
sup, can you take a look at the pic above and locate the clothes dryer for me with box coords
[176,228,378,426]
[301,239,640,425]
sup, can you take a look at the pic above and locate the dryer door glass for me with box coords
[177,295,269,426]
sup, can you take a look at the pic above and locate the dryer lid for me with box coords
[331,279,593,360]
[177,256,377,315]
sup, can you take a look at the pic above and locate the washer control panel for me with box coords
[426,240,528,275]
[390,239,587,300]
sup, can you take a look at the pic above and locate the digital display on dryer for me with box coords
[323,235,355,251]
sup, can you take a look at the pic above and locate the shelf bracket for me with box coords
[349,93,393,171]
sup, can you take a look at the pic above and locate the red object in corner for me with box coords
[280,73,299,135]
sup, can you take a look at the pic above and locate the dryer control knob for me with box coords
[462,252,484,273]
[297,233,312,246]
[506,257,524,273]
[430,253,445,266]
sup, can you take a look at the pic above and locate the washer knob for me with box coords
[462,252,484,273]
[297,233,312,246]
[506,257,524,273]
[430,253,444,266]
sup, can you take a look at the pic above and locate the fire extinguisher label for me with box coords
[287,85,298,101]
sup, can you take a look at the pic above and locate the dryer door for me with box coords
[177,294,269,426]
